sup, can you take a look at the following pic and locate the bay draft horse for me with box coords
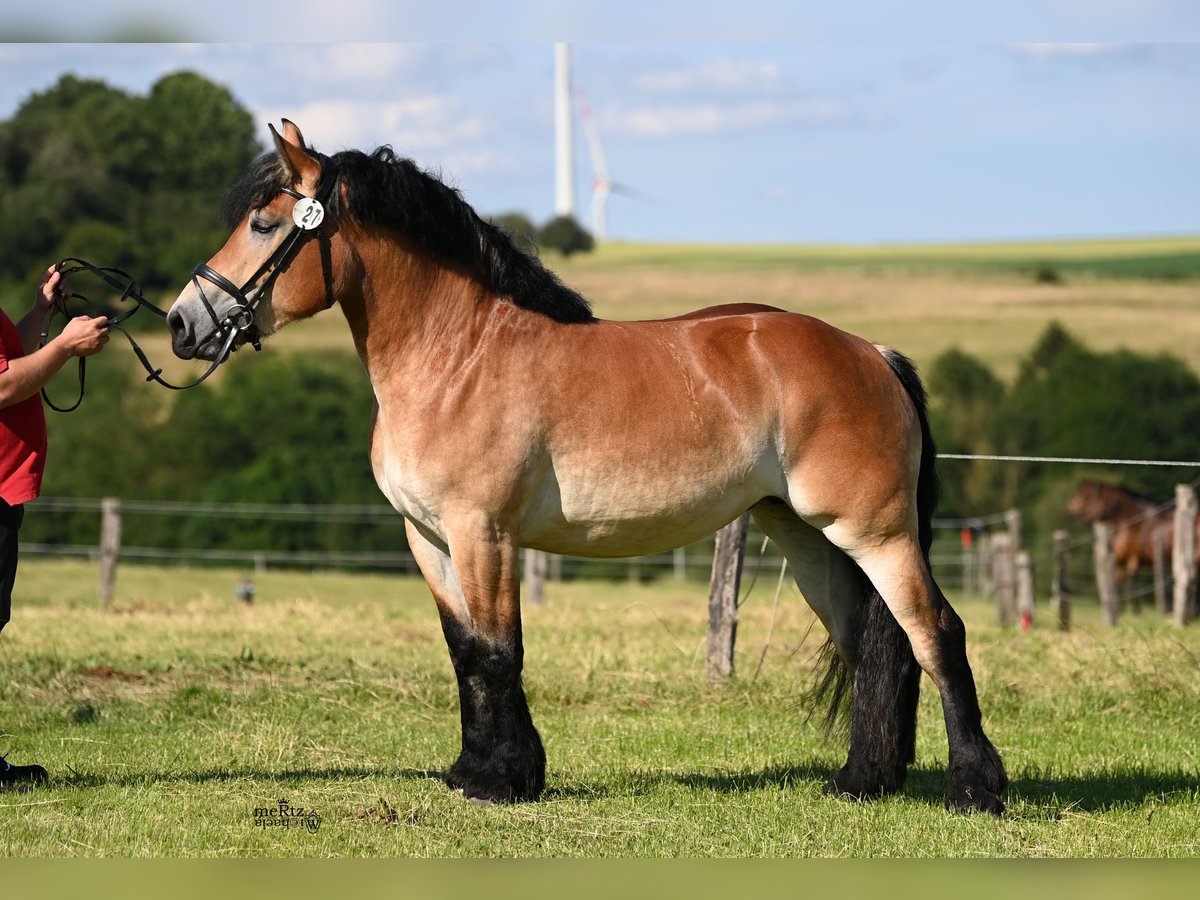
[166,120,1007,813]
[1066,479,1199,587]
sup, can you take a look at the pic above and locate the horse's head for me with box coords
[1066,479,1099,518]
[1066,479,1121,520]
[168,120,343,360]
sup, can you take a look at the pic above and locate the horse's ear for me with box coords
[280,118,306,149]
[269,121,321,192]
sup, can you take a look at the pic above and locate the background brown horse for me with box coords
[1066,479,1199,586]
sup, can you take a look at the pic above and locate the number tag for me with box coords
[292,197,325,230]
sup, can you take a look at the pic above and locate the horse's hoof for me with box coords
[824,762,906,801]
[451,787,496,807]
[445,759,543,804]
[945,784,1005,815]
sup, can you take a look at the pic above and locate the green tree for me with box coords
[0,71,261,305]
[538,214,593,256]
[927,347,1007,514]
[138,352,396,555]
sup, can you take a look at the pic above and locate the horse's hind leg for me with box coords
[751,499,920,798]
[750,499,862,662]
[405,519,545,803]
[828,574,923,800]
[842,531,1007,813]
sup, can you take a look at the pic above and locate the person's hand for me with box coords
[58,315,110,357]
[35,265,71,314]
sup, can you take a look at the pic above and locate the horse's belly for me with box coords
[518,462,778,557]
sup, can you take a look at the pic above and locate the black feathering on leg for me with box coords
[823,583,921,800]
[439,615,545,803]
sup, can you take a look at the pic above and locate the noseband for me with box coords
[41,153,340,411]
[190,152,341,358]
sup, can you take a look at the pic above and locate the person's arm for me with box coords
[0,315,110,409]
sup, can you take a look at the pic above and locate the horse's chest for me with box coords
[369,419,449,536]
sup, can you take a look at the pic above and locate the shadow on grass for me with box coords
[671,763,1200,813]
[51,761,1199,812]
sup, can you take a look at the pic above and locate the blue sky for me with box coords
[1,31,1197,242]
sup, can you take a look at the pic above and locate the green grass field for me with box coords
[3,559,1198,857]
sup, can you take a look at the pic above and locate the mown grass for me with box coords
[2,559,1198,857]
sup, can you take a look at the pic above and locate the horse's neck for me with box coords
[1103,488,1152,520]
[338,234,515,396]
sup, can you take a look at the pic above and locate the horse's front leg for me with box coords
[405,518,545,803]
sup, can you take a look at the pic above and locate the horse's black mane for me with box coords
[221,146,596,325]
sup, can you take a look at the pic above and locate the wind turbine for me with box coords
[577,99,612,240]
[554,43,576,219]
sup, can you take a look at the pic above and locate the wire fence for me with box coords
[22,496,783,582]
[22,451,1200,622]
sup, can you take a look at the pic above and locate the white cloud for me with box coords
[1009,42,1123,58]
[318,44,423,80]
[256,96,489,151]
[633,58,784,94]
[603,97,854,139]
[1004,42,1157,64]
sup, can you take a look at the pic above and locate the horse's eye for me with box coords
[250,218,277,235]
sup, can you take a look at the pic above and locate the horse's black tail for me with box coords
[810,349,936,782]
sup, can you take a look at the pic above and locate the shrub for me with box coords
[538,215,594,257]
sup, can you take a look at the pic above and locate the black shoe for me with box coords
[0,755,48,789]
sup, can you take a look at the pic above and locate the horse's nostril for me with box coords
[167,308,197,358]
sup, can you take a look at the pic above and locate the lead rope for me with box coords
[43,152,340,410]
[38,258,252,411]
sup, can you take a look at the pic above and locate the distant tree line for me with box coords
[0,72,260,305]
[929,321,1200,544]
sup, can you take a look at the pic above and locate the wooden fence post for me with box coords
[991,531,1016,626]
[99,497,122,608]
[1005,509,1023,555]
[523,549,547,606]
[1016,550,1034,630]
[962,533,974,598]
[1152,530,1169,617]
[1172,484,1197,626]
[1093,521,1119,626]
[707,514,748,680]
[673,547,687,580]
[977,531,994,599]
[1051,529,1071,631]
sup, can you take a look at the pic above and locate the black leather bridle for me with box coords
[41,152,340,411]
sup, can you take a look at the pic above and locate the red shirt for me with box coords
[0,309,48,505]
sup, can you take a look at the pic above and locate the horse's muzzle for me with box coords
[166,307,201,360]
